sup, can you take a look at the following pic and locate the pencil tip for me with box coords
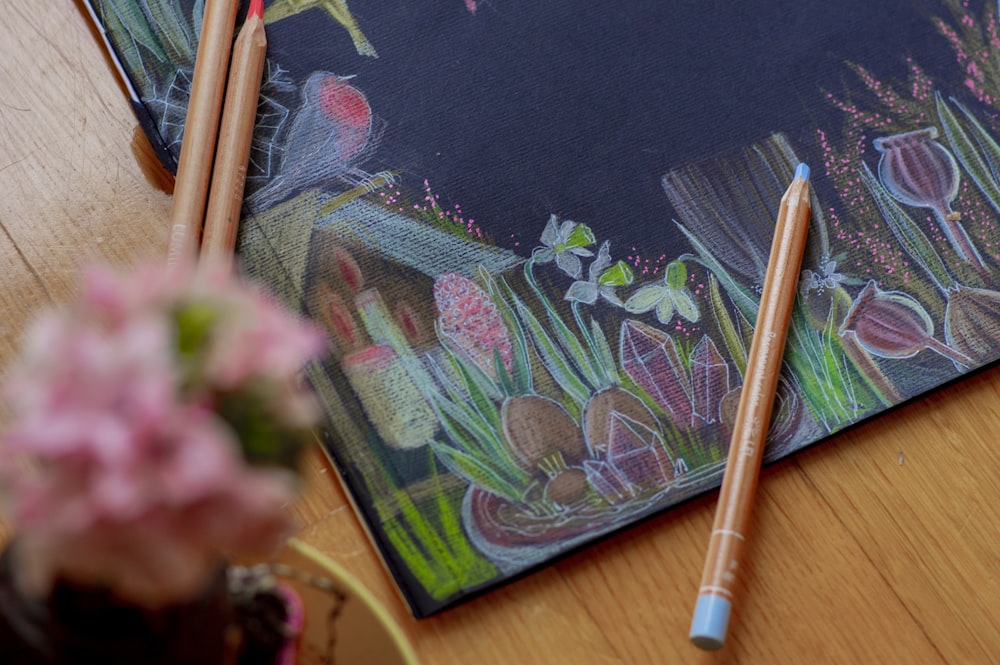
[248,0,264,19]
[794,163,810,182]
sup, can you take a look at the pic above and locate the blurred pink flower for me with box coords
[0,261,325,607]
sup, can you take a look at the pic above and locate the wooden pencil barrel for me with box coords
[165,0,239,267]
[201,14,267,269]
[693,174,812,644]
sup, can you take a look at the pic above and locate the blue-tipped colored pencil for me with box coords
[690,163,812,650]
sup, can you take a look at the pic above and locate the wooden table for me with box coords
[1,3,998,663]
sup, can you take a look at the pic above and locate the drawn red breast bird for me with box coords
[249,71,377,211]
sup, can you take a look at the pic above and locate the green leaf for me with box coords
[522,261,604,389]
[429,391,529,488]
[675,222,759,320]
[139,0,196,61]
[429,441,526,503]
[429,391,498,459]
[936,92,1000,215]
[654,296,676,324]
[508,288,591,404]
[99,0,171,64]
[953,97,1000,197]
[665,259,688,289]
[590,317,620,384]
[480,268,533,394]
[451,349,503,431]
[493,346,515,397]
[624,285,664,313]
[672,289,700,323]
[709,274,747,377]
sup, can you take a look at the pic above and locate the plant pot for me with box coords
[0,542,234,665]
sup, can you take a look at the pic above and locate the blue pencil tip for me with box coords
[690,595,731,651]
[794,163,810,182]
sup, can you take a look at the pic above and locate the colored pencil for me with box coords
[690,163,813,651]
[201,0,268,269]
[165,0,240,267]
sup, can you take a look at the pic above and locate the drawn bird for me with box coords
[248,71,378,212]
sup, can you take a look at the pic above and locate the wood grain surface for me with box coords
[0,3,997,663]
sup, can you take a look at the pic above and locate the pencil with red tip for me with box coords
[690,163,812,651]
[165,0,241,267]
[201,0,268,269]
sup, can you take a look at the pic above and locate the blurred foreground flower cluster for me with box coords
[0,262,325,608]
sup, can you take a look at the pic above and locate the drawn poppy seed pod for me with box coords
[874,128,985,270]
[944,286,1000,364]
[838,281,971,366]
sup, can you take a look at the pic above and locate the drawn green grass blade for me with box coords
[429,440,526,502]
[192,0,205,37]
[953,97,1000,191]
[479,268,533,394]
[859,163,955,291]
[435,322,503,400]
[381,516,459,600]
[427,365,530,489]
[139,0,196,61]
[493,347,515,397]
[709,274,748,377]
[98,0,171,64]
[428,389,529,489]
[590,317,619,384]
[505,285,591,404]
[450,349,503,432]
[427,454,498,583]
[393,481,495,588]
[676,222,759,319]
[570,300,607,382]
[936,92,1000,213]
[429,390,499,459]
[523,262,605,389]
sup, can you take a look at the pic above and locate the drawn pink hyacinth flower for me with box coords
[874,127,986,271]
[619,320,693,429]
[690,335,729,424]
[434,272,513,379]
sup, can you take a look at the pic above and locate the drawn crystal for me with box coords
[619,320,693,428]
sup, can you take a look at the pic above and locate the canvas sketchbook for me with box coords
[85,0,1000,617]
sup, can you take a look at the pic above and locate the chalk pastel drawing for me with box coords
[89,0,1000,616]
[248,72,384,212]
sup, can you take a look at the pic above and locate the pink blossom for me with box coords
[0,261,324,607]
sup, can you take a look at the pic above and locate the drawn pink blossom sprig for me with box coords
[0,262,325,608]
